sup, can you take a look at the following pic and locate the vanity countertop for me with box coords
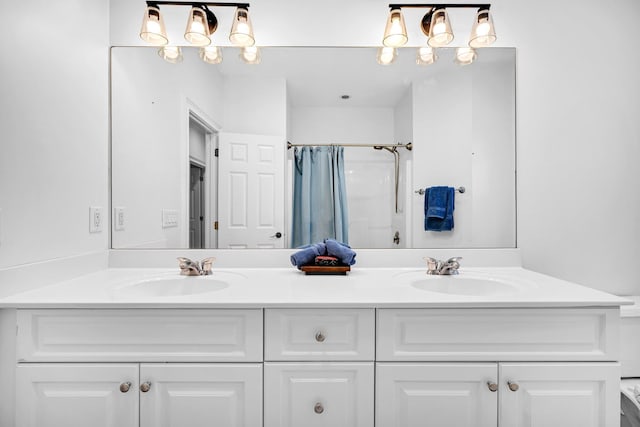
[0,267,631,309]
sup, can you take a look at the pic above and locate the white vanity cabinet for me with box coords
[263,308,375,427]
[14,309,264,427]
[376,308,621,427]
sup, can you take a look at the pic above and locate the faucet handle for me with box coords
[445,257,462,266]
[423,257,441,274]
[200,257,216,275]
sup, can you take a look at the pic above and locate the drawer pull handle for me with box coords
[140,382,152,393]
[487,381,498,392]
[119,382,131,393]
[315,332,326,342]
[314,403,324,414]
[507,381,519,392]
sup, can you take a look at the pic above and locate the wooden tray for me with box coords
[300,265,351,275]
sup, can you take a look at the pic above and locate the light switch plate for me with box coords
[114,207,125,231]
[89,206,103,233]
[162,209,178,228]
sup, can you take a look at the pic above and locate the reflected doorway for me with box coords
[188,114,218,249]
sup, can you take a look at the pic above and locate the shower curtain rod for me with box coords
[287,141,413,151]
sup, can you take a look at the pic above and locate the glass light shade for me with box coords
[376,46,397,65]
[469,9,496,48]
[427,8,454,47]
[158,46,183,64]
[240,46,261,64]
[229,7,255,47]
[416,47,437,65]
[140,6,168,46]
[382,9,408,47]
[455,47,477,65]
[200,46,223,64]
[184,7,211,46]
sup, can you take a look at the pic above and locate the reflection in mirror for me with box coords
[111,46,515,250]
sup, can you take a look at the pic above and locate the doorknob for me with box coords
[271,232,282,238]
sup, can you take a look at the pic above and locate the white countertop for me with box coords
[0,266,631,309]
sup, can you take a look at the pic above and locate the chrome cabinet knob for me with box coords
[315,332,326,342]
[140,382,152,393]
[314,403,324,414]
[507,381,519,392]
[487,381,498,392]
[119,382,131,393]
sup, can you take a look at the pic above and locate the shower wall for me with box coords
[288,105,407,248]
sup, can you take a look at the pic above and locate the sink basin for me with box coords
[411,276,519,296]
[116,272,244,297]
[394,270,523,296]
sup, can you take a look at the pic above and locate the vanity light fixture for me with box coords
[240,45,261,64]
[229,6,255,47]
[379,3,496,65]
[454,46,477,65]
[140,5,169,46]
[139,1,256,63]
[377,46,397,65]
[158,46,184,63]
[382,8,409,47]
[184,5,217,46]
[416,46,437,65]
[199,45,223,63]
[469,7,496,47]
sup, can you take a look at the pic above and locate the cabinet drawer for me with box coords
[377,308,619,362]
[264,362,374,427]
[264,309,375,361]
[17,309,263,362]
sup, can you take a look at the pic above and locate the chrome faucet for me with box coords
[177,257,216,276]
[424,257,462,275]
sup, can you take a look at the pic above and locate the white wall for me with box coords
[0,0,109,269]
[111,48,224,248]
[222,76,287,136]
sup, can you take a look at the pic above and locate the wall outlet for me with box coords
[114,207,125,231]
[162,209,178,228]
[89,206,103,233]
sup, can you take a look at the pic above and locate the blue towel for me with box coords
[290,242,327,269]
[424,186,455,231]
[325,239,357,266]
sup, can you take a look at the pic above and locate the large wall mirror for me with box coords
[111,46,515,250]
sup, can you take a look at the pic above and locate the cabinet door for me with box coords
[376,363,498,427]
[139,363,262,427]
[264,362,374,427]
[500,362,620,427]
[16,363,138,427]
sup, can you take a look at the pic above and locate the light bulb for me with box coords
[200,46,222,64]
[416,47,437,65]
[427,8,453,47]
[230,7,255,47]
[158,46,183,64]
[469,9,497,48]
[185,7,211,46]
[140,6,168,46]
[240,46,261,64]
[455,47,476,65]
[377,47,397,65]
[383,9,408,47]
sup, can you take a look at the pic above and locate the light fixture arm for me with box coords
[146,1,250,8]
[388,3,490,10]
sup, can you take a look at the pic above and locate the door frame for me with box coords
[180,97,221,248]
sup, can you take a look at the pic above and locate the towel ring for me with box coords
[415,187,465,195]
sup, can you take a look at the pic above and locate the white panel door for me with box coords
[499,362,620,427]
[376,363,498,427]
[139,363,262,427]
[16,363,138,427]
[218,132,285,248]
[264,362,374,427]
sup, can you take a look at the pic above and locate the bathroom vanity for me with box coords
[0,263,628,427]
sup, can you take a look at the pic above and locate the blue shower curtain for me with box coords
[291,146,349,248]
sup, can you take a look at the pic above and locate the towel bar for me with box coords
[415,186,465,195]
